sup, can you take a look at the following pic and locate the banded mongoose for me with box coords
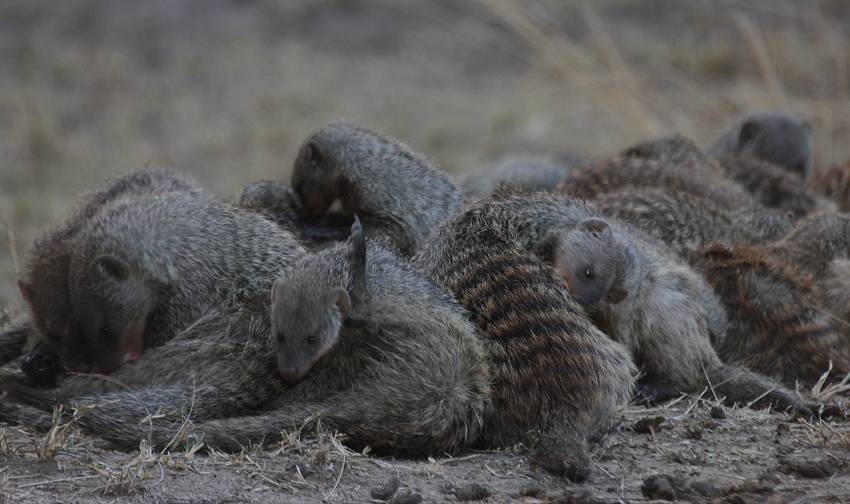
[715,154,818,217]
[556,156,757,210]
[769,212,850,278]
[15,170,203,352]
[291,120,462,255]
[621,134,723,177]
[413,205,635,482]
[4,221,492,461]
[709,111,813,179]
[591,187,793,257]
[238,179,352,247]
[458,154,586,199]
[57,190,305,374]
[462,193,810,412]
[690,243,850,387]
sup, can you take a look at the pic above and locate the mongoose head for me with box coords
[65,255,153,374]
[18,274,71,351]
[553,218,628,308]
[271,218,366,383]
[712,112,813,179]
[291,123,359,219]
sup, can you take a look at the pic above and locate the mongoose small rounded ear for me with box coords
[18,280,32,302]
[334,287,352,318]
[578,218,610,238]
[347,215,367,307]
[93,254,132,281]
[739,120,762,146]
[607,288,628,304]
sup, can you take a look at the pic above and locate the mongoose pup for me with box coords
[709,111,813,179]
[3,221,492,460]
[592,187,793,257]
[458,155,586,199]
[290,120,462,255]
[690,243,850,387]
[15,170,204,353]
[414,204,635,482]
[553,218,814,409]
[58,191,304,374]
[556,156,757,210]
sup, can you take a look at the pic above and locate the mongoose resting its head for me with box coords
[621,134,722,177]
[553,218,630,307]
[291,120,462,255]
[3,222,492,460]
[414,205,635,482]
[592,187,793,258]
[709,111,813,179]
[557,156,756,210]
[458,155,586,199]
[16,170,203,352]
[271,217,366,381]
[59,191,304,374]
[690,243,850,387]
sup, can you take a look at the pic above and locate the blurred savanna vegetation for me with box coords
[2,0,850,308]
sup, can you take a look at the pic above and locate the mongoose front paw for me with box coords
[531,451,591,483]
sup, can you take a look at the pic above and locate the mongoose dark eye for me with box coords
[305,141,322,165]
[100,326,110,335]
[307,336,317,344]
[585,269,594,279]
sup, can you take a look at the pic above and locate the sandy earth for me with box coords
[2,391,849,503]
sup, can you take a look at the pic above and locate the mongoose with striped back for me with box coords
[469,192,810,411]
[810,160,850,212]
[591,187,793,258]
[413,203,635,482]
[709,111,813,179]
[552,215,810,410]
[715,154,819,218]
[290,120,462,256]
[689,243,850,387]
[2,221,492,464]
[621,134,723,177]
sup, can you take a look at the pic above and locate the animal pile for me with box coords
[1,111,849,482]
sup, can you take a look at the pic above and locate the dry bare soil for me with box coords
[4,1,850,503]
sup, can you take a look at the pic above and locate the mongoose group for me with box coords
[2,111,850,482]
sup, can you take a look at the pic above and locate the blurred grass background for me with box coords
[1,0,850,310]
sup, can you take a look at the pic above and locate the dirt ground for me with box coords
[4,1,850,503]
[2,390,850,503]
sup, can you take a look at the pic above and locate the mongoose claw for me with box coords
[633,383,682,406]
[530,450,591,483]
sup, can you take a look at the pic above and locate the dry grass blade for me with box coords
[810,361,850,402]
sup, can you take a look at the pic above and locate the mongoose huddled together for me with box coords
[3,111,850,483]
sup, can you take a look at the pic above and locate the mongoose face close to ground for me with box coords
[291,120,462,255]
[552,218,628,307]
[271,219,365,382]
[16,170,203,355]
[709,111,813,179]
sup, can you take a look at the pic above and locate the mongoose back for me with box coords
[592,187,793,257]
[715,154,817,217]
[690,243,850,387]
[61,191,304,374]
[810,160,850,212]
[553,217,813,410]
[413,204,634,482]
[709,111,813,179]
[458,155,586,199]
[3,222,492,461]
[556,156,756,209]
[621,134,723,177]
[769,212,850,278]
[291,120,462,255]
[16,170,203,351]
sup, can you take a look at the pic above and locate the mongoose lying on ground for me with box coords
[551,215,809,411]
[291,120,462,255]
[414,205,635,482]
